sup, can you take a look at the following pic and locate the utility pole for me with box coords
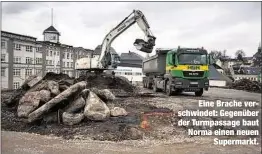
[51,8,53,26]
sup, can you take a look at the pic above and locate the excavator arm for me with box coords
[76,10,156,70]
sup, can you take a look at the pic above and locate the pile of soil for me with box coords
[75,72,136,92]
[229,79,261,93]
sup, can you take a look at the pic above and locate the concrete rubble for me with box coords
[3,72,134,126]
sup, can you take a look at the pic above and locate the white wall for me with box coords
[114,66,144,83]
[209,80,226,87]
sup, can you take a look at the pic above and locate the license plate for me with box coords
[190,82,198,84]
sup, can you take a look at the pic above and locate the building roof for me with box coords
[43,26,60,35]
[120,51,144,61]
[1,30,37,42]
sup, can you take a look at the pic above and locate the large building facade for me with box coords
[1,25,92,90]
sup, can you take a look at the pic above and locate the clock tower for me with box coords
[43,25,60,43]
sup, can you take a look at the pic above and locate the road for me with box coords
[1,131,261,154]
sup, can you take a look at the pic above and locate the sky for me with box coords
[2,2,261,57]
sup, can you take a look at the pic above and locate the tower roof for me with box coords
[43,25,60,35]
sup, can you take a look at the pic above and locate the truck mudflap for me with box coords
[170,78,209,91]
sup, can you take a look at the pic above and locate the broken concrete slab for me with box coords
[91,88,115,102]
[110,107,127,117]
[17,91,41,118]
[39,90,51,103]
[28,81,87,123]
[47,81,60,96]
[62,112,85,125]
[84,91,110,121]
[65,97,86,113]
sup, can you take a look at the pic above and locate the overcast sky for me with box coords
[2,2,261,57]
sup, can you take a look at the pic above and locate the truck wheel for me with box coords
[195,89,203,96]
[165,80,173,96]
[173,89,182,95]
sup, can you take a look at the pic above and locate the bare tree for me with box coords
[210,50,223,60]
[235,50,246,62]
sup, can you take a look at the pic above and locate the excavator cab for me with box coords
[134,36,156,53]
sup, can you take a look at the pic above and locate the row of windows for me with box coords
[46,60,59,66]
[62,52,74,59]
[114,72,142,76]
[2,54,50,65]
[47,50,60,56]
[1,41,41,52]
[63,62,74,68]
[1,68,41,77]
[3,68,42,77]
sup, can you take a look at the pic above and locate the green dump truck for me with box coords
[142,47,210,96]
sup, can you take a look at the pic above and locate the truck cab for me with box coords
[142,47,210,96]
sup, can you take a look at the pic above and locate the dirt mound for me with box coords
[75,73,136,92]
[43,72,72,81]
[229,79,261,93]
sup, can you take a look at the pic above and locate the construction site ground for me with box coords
[1,87,261,153]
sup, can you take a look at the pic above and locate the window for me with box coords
[57,61,60,66]
[36,69,42,74]
[71,54,73,59]
[36,47,41,52]
[1,68,6,77]
[1,54,5,62]
[1,41,6,49]
[13,57,21,63]
[63,53,65,59]
[57,51,60,55]
[13,69,21,76]
[54,51,56,56]
[125,72,132,75]
[26,57,33,64]
[71,62,73,68]
[135,72,142,76]
[67,53,70,59]
[13,82,20,89]
[26,46,33,52]
[36,58,42,64]
[63,62,65,67]
[25,69,32,76]
[14,44,21,50]
[50,51,53,56]
[67,62,69,67]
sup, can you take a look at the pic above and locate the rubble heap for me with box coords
[3,73,134,126]
[229,79,261,93]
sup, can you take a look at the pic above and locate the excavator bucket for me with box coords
[134,38,155,53]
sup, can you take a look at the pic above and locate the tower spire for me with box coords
[51,8,53,26]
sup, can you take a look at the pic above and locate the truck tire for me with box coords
[173,89,182,95]
[195,88,203,96]
[165,80,173,96]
